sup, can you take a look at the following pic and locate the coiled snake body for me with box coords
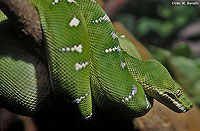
[0,0,192,120]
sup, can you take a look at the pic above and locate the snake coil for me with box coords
[0,0,192,120]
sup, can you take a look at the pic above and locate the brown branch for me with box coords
[133,100,200,131]
[103,0,129,19]
[0,0,42,46]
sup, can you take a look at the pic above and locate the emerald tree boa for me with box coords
[0,0,192,120]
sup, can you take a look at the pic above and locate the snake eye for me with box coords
[176,90,181,97]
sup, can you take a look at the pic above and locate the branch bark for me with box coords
[133,100,200,131]
[103,0,129,19]
[0,0,42,46]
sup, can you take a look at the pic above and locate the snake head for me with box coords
[152,83,192,113]
[120,35,193,113]
[124,57,193,113]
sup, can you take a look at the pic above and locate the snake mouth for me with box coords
[162,92,186,112]
[158,91,192,113]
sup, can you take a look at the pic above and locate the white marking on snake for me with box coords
[120,35,126,38]
[71,47,75,52]
[61,48,65,52]
[67,0,78,5]
[92,14,111,24]
[111,31,118,39]
[121,61,126,69]
[103,45,120,53]
[122,85,137,102]
[74,45,82,53]
[69,17,80,27]
[52,0,59,5]
[117,45,121,51]
[85,113,93,119]
[103,14,111,22]
[66,47,70,51]
[90,0,96,3]
[59,44,82,53]
[74,62,89,71]
[145,95,150,109]
[73,91,90,104]
[180,106,186,112]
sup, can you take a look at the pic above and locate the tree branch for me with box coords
[103,0,129,19]
[0,0,42,46]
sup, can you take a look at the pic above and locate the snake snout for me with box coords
[158,91,193,113]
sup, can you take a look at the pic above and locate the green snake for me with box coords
[0,0,192,120]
